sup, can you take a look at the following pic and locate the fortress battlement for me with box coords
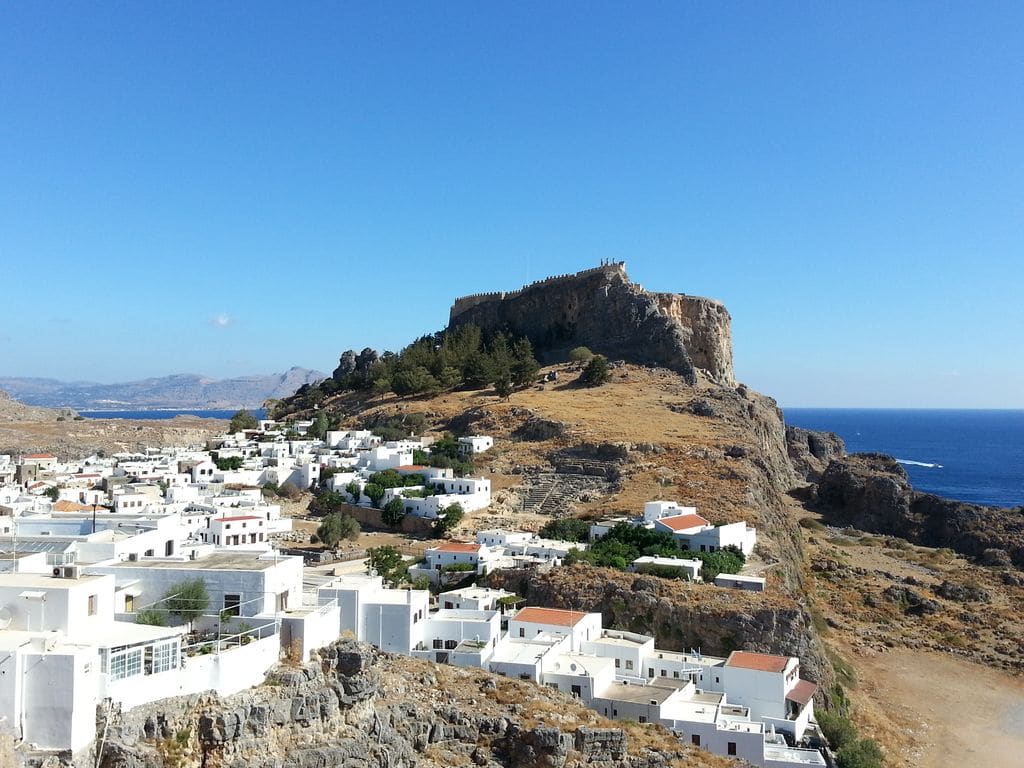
[450,262,627,321]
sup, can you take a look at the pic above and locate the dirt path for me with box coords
[845,646,1024,767]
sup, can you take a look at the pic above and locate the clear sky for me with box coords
[1,3,1021,407]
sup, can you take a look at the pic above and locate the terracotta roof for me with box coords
[217,515,263,523]
[725,651,791,673]
[53,500,94,512]
[786,680,817,706]
[514,607,589,627]
[655,513,710,532]
[395,465,428,471]
[436,542,481,554]
[25,453,56,460]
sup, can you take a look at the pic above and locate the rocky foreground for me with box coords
[94,640,730,768]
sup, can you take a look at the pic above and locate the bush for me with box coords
[568,346,594,363]
[817,710,858,752]
[367,546,406,585]
[277,481,302,501]
[214,456,244,471]
[441,562,475,572]
[538,517,591,543]
[136,609,167,626]
[836,738,884,768]
[580,355,611,387]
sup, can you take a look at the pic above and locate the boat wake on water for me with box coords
[897,459,943,469]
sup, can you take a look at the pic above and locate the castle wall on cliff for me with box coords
[447,263,735,385]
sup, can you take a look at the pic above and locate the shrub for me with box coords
[277,481,302,501]
[433,503,465,536]
[441,562,475,572]
[836,738,884,768]
[228,409,259,433]
[538,517,591,542]
[817,710,858,752]
[136,609,167,626]
[568,346,594,363]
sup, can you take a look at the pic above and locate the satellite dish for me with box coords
[0,606,13,630]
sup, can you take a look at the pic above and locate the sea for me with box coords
[78,409,266,421]
[783,408,1024,508]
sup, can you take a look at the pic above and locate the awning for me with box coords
[786,679,817,706]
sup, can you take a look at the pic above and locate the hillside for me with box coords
[282,359,1024,767]
[0,389,77,421]
[0,367,325,410]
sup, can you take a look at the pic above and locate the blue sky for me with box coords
[1,3,1021,407]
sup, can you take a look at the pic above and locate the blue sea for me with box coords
[783,409,1024,508]
[78,409,266,421]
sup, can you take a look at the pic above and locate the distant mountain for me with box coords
[0,368,326,410]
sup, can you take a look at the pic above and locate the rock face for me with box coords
[816,453,1024,567]
[448,264,735,385]
[94,640,701,768]
[785,426,846,482]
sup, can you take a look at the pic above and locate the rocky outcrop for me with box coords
[0,389,77,421]
[94,640,705,768]
[486,565,834,693]
[816,453,1024,567]
[448,264,734,385]
[785,426,845,482]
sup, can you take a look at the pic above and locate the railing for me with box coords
[182,618,278,657]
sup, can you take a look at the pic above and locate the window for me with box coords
[727,742,737,756]
[109,648,143,680]
[714,676,720,684]
[433,639,443,649]
[625,659,633,670]
[445,640,457,650]
[223,594,241,617]
[691,735,700,747]
[570,684,582,698]
[660,669,666,677]
[638,716,647,724]
[648,668,654,678]
[88,595,97,616]
[518,627,524,638]
[673,670,680,678]
[125,594,134,613]
[615,658,621,668]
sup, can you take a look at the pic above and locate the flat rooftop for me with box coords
[594,630,652,648]
[0,572,109,589]
[596,681,679,705]
[433,608,496,621]
[101,552,294,571]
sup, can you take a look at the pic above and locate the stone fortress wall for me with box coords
[446,262,735,385]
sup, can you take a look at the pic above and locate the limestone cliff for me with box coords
[448,264,735,385]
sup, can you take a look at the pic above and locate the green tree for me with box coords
[371,377,392,400]
[367,546,406,586]
[368,469,406,489]
[494,376,514,400]
[44,486,60,502]
[538,517,591,542]
[363,482,385,508]
[433,503,465,536]
[510,338,540,387]
[213,456,244,471]
[568,346,594,363]
[308,413,329,440]
[163,578,210,628]
[308,489,346,517]
[228,409,259,433]
[345,481,362,503]
[316,512,360,548]
[382,497,407,527]
[462,350,495,389]
[580,355,611,387]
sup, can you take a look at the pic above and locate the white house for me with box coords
[630,556,703,581]
[457,436,494,455]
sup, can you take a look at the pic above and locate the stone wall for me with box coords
[447,265,735,385]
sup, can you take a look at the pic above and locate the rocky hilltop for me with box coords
[448,264,735,385]
[95,639,725,768]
